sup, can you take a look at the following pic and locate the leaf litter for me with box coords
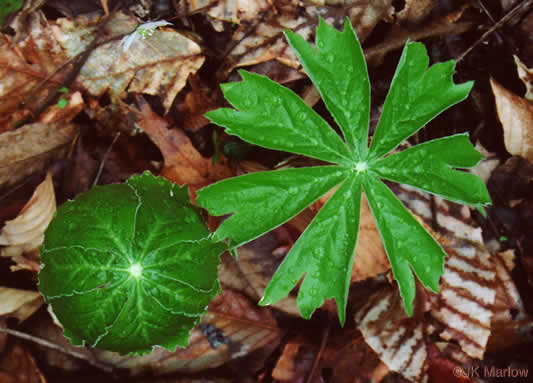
[1,0,533,382]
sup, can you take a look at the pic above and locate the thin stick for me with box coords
[0,327,114,373]
[92,130,121,187]
[456,0,533,63]
[305,316,332,383]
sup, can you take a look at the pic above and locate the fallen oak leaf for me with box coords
[136,97,233,191]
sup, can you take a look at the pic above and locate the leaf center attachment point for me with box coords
[353,161,368,174]
[128,263,143,279]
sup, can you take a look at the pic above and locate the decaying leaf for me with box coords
[177,0,271,32]
[396,0,435,24]
[514,55,533,101]
[52,12,204,113]
[136,98,233,189]
[271,339,320,382]
[0,31,69,129]
[471,142,500,184]
[223,233,300,316]
[0,172,56,272]
[488,250,533,350]
[0,288,43,321]
[0,123,76,189]
[397,185,497,360]
[355,287,429,383]
[93,289,281,374]
[491,77,533,161]
[352,183,524,382]
[223,0,393,73]
[0,344,47,383]
[1,11,203,121]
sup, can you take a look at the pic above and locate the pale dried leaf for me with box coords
[396,0,435,24]
[355,287,429,383]
[225,0,393,73]
[0,123,76,189]
[40,91,85,124]
[488,250,533,350]
[0,288,43,321]
[229,234,300,316]
[491,77,533,161]
[514,55,533,101]
[94,289,282,374]
[0,172,56,271]
[396,185,497,359]
[471,142,500,184]
[51,12,204,113]
[272,342,301,381]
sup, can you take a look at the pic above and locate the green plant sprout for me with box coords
[38,17,491,356]
[39,172,225,355]
[196,17,491,324]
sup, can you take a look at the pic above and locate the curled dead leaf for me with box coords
[0,288,43,322]
[491,77,533,161]
[0,172,56,272]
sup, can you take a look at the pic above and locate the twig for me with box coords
[305,315,331,383]
[456,0,533,63]
[92,130,121,187]
[0,327,114,373]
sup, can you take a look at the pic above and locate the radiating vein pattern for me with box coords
[39,172,225,354]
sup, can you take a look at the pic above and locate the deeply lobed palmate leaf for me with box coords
[198,17,491,321]
[39,172,225,355]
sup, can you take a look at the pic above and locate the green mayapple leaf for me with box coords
[372,134,491,206]
[259,175,362,325]
[196,166,348,248]
[198,17,491,321]
[362,175,444,316]
[285,17,369,160]
[39,171,225,355]
[206,70,352,165]
[368,41,473,161]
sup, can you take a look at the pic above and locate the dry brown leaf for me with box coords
[514,55,533,101]
[0,32,68,129]
[355,287,429,383]
[271,340,320,382]
[224,0,393,74]
[0,123,76,189]
[93,289,282,375]
[491,77,533,161]
[0,172,56,272]
[1,11,203,120]
[0,344,47,383]
[0,288,43,322]
[51,12,204,113]
[136,98,233,190]
[396,0,435,24]
[471,142,500,184]
[487,250,533,350]
[397,185,497,360]
[224,233,300,316]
